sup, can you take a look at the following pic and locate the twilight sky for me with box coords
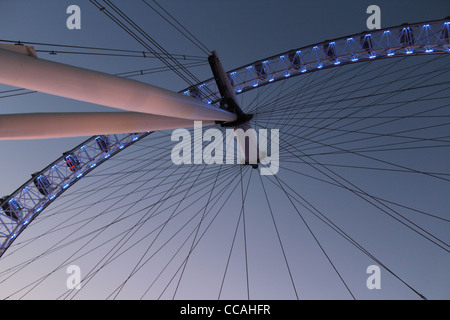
[0,0,448,300]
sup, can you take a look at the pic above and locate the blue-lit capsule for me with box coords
[253,61,267,80]
[439,22,449,44]
[32,173,52,196]
[323,42,339,64]
[95,135,110,153]
[1,196,22,221]
[360,33,374,53]
[399,26,414,47]
[63,152,81,172]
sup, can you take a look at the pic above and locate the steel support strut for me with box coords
[0,44,236,122]
[208,51,258,167]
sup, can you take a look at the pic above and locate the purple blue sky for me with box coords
[0,0,449,300]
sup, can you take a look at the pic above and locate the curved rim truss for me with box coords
[0,132,151,257]
[0,17,449,258]
[183,18,450,104]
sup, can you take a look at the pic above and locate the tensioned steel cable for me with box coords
[90,0,214,97]
[89,0,198,88]
[141,0,211,55]
[0,39,206,61]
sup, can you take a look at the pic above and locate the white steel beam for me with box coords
[0,112,215,140]
[0,44,236,122]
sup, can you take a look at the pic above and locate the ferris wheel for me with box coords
[0,2,448,300]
